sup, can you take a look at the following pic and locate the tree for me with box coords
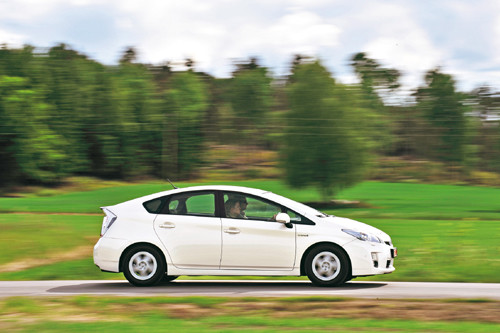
[111,61,158,178]
[415,69,467,163]
[282,61,368,199]
[162,70,209,179]
[350,52,401,154]
[228,58,272,145]
[351,52,400,97]
[119,47,138,64]
[470,86,500,172]
[0,76,70,184]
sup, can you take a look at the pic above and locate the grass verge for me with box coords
[1,296,500,332]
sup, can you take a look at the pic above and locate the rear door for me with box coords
[153,191,222,270]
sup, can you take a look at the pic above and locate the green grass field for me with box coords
[2,180,500,219]
[1,180,499,282]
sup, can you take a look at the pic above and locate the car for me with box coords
[93,185,397,287]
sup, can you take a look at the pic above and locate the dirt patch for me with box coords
[195,299,500,323]
[1,298,500,326]
[0,245,93,273]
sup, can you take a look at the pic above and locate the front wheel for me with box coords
[305,245,350,287]
[122,245,166,286]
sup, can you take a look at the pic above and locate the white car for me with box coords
[94,185,396,287]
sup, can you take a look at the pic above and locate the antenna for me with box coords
[167,179,178,189]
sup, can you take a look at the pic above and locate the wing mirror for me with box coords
[275,212,293,229]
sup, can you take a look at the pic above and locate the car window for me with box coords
[286,209,302,223]
[165,192,215,217]
[285,208,315,225]
[143,198,164,213]
[223,192,281,221]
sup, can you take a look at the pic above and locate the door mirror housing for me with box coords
[275,213,293,228]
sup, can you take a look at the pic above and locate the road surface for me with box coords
[1,280,500,299]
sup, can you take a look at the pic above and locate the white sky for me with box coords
[0,0,499,92]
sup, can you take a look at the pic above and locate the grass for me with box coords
[0,214,100,263]
[1,180,500,282]
[2,296,500,332]
[9,317,498,332]
[356,219,500,282]
[335,182,500,220]
[1,180,500,220]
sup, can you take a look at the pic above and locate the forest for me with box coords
[0,44,499,196]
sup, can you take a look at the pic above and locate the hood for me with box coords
[327,216,391,242]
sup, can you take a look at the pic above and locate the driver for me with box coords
[225,199,247,219]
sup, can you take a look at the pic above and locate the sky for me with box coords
[0,0,499,92]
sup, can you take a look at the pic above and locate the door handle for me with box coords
[224,228,240,234]
[159,222,176,229]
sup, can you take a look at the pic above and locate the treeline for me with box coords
[0,44,499,193]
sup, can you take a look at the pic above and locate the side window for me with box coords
[286,209,302,223]
[285,208,315,225]
[224,192,281,221]
[164,192,215,217]
[143,198,165,214]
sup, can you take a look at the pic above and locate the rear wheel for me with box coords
[122,245,166,286]
[305,245,350,287]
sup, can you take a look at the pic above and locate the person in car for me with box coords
[234,196,248,218]
[225,198,247,219]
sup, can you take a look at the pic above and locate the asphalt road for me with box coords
[1,280,500,299]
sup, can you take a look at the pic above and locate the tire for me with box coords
[163,275,179,283]
[305,245,350,287]
[122,245,166,286]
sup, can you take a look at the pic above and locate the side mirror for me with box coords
[275,213,293,229]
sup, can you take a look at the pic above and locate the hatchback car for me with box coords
[94,185,396,287]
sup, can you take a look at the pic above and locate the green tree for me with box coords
[0,76,70,184]
[351,52,400,97]
[350,52,401,154]
[415,69,467,163]
[112,60,159,178]
[228,58,272,145]
[282,61,368,199]
[470,86,500,172]
[162,70,209,179]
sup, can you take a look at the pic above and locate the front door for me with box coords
[220,192,296,270]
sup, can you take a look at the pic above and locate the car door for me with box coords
[153,191,222,270]
[220,192,296,270]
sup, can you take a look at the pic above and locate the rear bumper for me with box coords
[93,237,130,273]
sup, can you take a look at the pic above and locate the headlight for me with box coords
[342,229,381,243]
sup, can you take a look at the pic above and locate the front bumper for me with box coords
[344,240,397,276]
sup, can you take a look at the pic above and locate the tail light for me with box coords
[100,207,117,236]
